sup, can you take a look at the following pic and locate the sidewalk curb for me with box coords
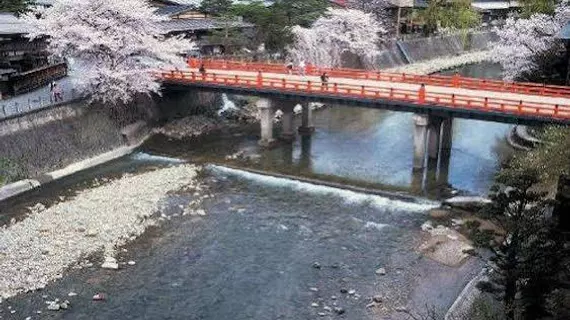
[0,135,149,203]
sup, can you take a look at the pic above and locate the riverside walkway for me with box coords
[158,59,570,125]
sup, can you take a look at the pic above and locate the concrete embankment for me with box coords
[377,31,496,69]
[0,89,220,203]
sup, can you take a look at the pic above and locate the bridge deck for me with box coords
[159,64,570,124]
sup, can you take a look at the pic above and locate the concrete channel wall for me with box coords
[376,31,496,69]
[0,89,221,202]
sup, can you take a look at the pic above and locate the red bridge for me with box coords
[157,58,570,125]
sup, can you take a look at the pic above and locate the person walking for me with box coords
[199,63,206,74]
[320,72,329,91]
[286,61,293,74]
[298,60,306,76]
[52,83,63,102]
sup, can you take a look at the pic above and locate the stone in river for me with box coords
[375,267,386,275]
[92,293,106,301]
[47,302,60,311]
[334,307,345,315]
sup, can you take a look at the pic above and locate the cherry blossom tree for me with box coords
[492,1,570,81]
[287,8,386,68]
[23,0,195,105]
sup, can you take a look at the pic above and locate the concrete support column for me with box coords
[300,135,312,170]
[413,114,429,170]
[427,117,443,161]
[280,105,295,141]
[257,98,275,147]
[437,118,453,185]
[298,102,315,134]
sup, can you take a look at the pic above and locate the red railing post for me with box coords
[418,85,426,104]
[389,88,394,98]
[191,72,196,81]
[333,83,338,94]
[235,75,239,84]
[518,100,523,113]
[484,97,488,109]
[555,104,559,115]
[307,81,312,92]
[451,94,456,105]
[452,73,459,87]
[213,73,217,82]
[282,78,286,89]
[257,71,263,88]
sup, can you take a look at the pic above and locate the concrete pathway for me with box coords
[0,76,78,120]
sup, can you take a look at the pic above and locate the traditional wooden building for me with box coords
[0,13,66,98]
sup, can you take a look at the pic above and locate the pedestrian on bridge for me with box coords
[199,63,206,74]
[298,60,306,76]
[286,61,293,74]
[320,72,329,90]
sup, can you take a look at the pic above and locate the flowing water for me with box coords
[0,62,510,319]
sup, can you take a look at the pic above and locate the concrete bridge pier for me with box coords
[280,105,296,141]
[257,98,276,147]
[413,114,429,170]
[413,114,453,192]
[437,118,453,185]
[298,102,315,134]
[300,135,313,170]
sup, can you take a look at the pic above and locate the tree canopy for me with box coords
[23,0,193,105]
[199,0,233,17]
[0,0,30,14]
[228,0,330,53]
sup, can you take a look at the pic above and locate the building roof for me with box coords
[155,5,196,16]
[159,18,254,33]
[0,13,30,35]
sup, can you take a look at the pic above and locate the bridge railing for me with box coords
[158,70,570,121]
[190,58,570,99]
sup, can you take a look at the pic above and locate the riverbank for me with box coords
[385,50,492,75]
[0,164,201,300]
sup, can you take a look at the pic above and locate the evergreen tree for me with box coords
[200,0,233,17]
[479,170,567,319]
[0,0,30,14]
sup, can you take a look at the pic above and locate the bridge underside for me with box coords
[164,82,570,126]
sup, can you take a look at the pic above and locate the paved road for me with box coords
[0,76,78,120]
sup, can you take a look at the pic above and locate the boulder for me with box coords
[443,196,491,211]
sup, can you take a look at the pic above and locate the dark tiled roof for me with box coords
[155,5,196,16]
[159,18,254,33]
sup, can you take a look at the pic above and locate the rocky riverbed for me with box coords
[0,164,200,300]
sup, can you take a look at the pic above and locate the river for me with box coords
[0,62,509,319]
